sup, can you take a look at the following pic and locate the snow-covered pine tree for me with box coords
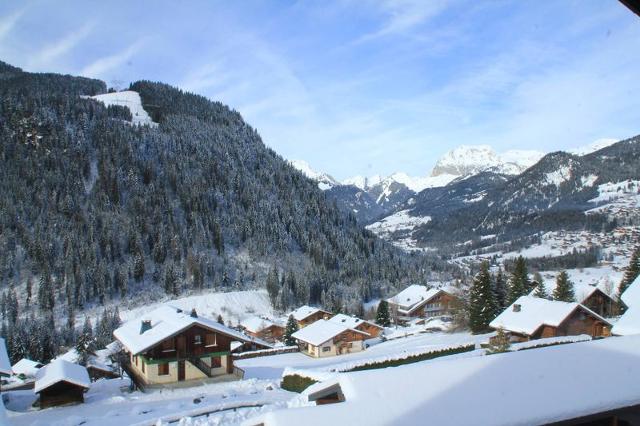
[553,271,575,302]
[469,262,498,334]
[487,327,511,354]
[618,245,640,298]
[284,315,299,346]
[216,314,224,325]
[375,299,391,327]
[534,281,549,299]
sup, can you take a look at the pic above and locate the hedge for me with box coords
[344,344,476,372]
[281,374,318,393]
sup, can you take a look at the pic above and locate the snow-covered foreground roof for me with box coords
[327,314,381,330]
[292,320,367,346]
[251,335,640,426]
[241,317,281,333]
[34,359,90,393]
[12,359,42,377]
[387,285,445,313]
[0,337,11,376]
[114,305,264,355]
[87,91,158,127]
[490,296,609,336]
[289,306,328,322]
[613,276,640,335]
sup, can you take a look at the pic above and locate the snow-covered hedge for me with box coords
[232,346,298,360]
[513,335,591,351]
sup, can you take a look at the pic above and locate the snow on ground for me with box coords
[587,180,640,215]
[236,330,493,380]
[6,376,291,426]
[366,210,431,245]
[87,91,158,127]
[119,290,274,328]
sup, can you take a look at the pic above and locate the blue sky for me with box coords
[1,1,639,180]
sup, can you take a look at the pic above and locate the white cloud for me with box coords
[28,23,94,70]
[80,38,147,78]
[0,7,25,41]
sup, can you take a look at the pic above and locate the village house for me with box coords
[34,359,90,408]
[292,319,369,358]
[534,281,618,317]
[489,296,612,342]
[288,305,331,328]
[11,359,43,380]
[240,317,285,343]
[327,314,383,338]
[113,305,270,387]
[387,285,456,324]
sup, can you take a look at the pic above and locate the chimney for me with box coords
[190,308,198,318]
[513,304,521,313]
[140,319,152,334]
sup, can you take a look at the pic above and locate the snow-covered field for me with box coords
[87,91,158,127]
[366,210,433,252]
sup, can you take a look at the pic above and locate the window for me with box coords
[211,356,222,367]
[134,356,138,366]
[141,360,146,373]
[194,335,202,345]
[158,363,169,376]
[322,346,331,352]
[205,333,216,347]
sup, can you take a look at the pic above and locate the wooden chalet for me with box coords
[292,319,369,358]
[490,296,612,343]
[537,281,618,318]
[289,306,332,328]
[113,306,271,387]
[387,285,456,324]
[327,314,383,338]
[34,360,90,408]
[240,317,285,343]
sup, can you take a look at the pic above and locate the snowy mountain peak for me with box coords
[431,145,544,177]
[568,138,618,156]
[289,159,339,190]
[342,175,382,191]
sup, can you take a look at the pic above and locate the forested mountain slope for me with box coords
[0,62,446,324]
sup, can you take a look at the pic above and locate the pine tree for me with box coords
[487,328,511,354]
[553,271,575,302]
[618,246,640,298]
[164,264,178,296]
[375,299,391,327]
[507,256,530,305]
[266,267,280,308]
[284,315,299,346]
[493,268,507,309]
[534,281,549,299]
[133,252,145,283]
[468,262,498,334]
[37,271,55,314]
[216,314,224,325]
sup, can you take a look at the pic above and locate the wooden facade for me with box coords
[297,310,330,328]
[391,290,457,324]
[353,321,383,338]
[298,329,368,358]
[581,289,617,318]
[245,324,285,343]
[37,381,87,408]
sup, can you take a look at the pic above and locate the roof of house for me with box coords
[113,305,269,355]
[0,337,11,376]
[240,317,282,333]
[12,358,43,377]
[612,276,640,335]
[34,359,90,394]
[327,314,382,330]
[289,306,329,322]
[291,319,368,346]
[251,335,640,426]
[387,285,450,314]
[532,281,615,304]
[489,296,610,336]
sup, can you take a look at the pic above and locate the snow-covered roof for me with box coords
[289,306,329,322]
[490,296,610,336]
[327,314,381,330]
[34,359,90,394]
[612,276,640,335]
[532,281,613,304]
[240,317,281,333]
[387,285,447,313]
[292,320,368,347]
[114,305,265,355]
[253,335,640,426]
[12,358,43,377]
[0,337,11,376]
